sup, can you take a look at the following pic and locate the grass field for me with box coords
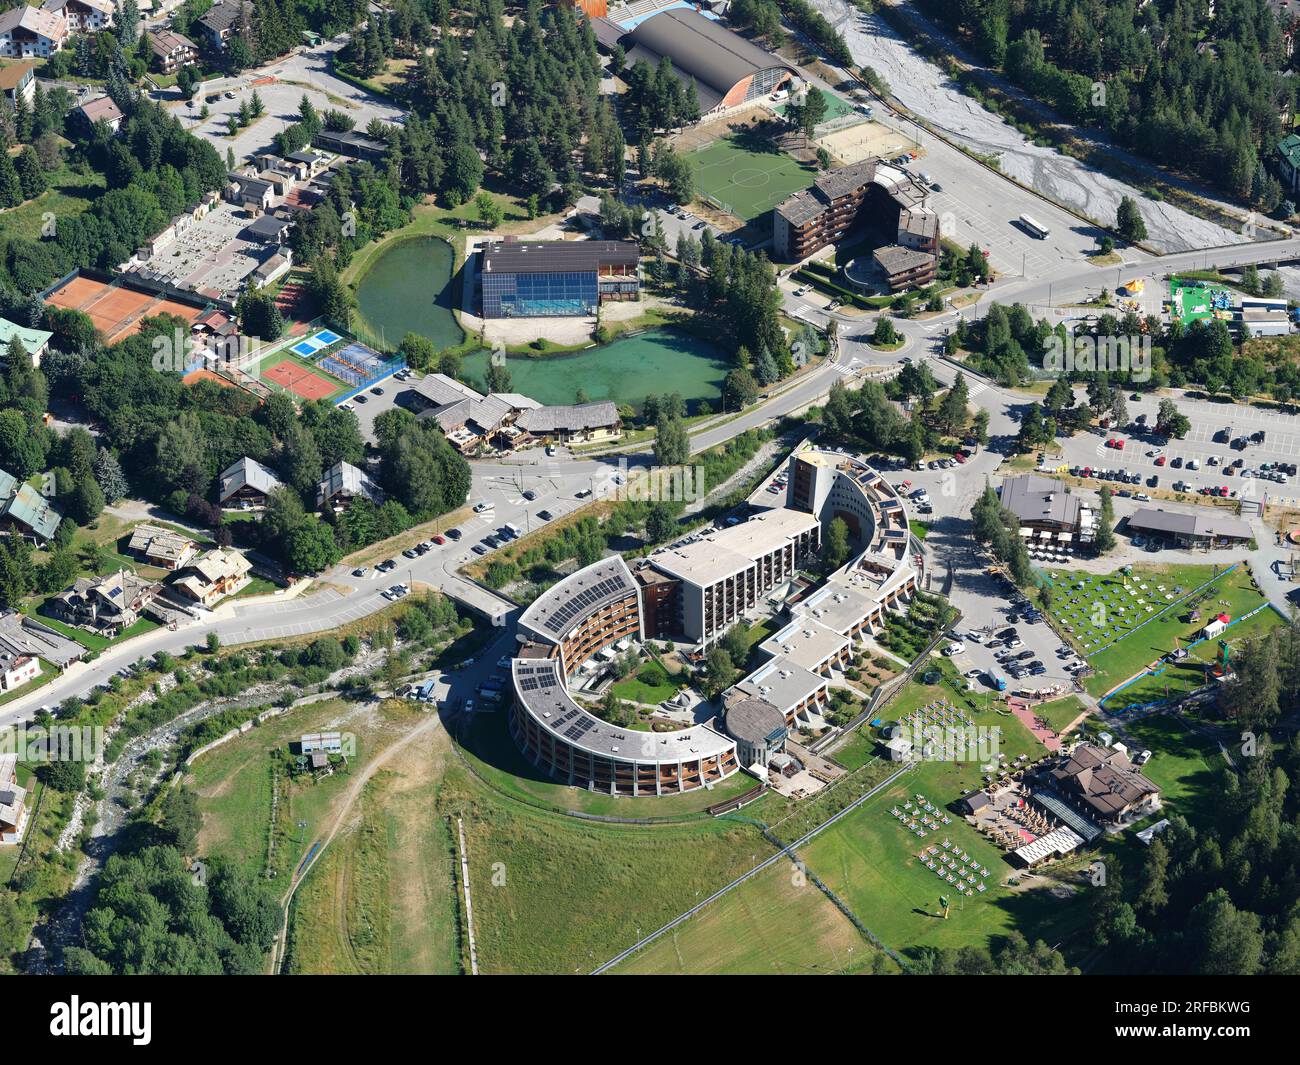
[1040,562,1273,697]
[1115,714,1227,827]
[1034,694,1088,735]
[684,133,817,221]
[441,760,774,973]
[776,665,1095,959]
[288,730,461,975]
[0,163,104,243]
[612,856,893,975]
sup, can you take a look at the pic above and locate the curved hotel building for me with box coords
[507,446,922,794]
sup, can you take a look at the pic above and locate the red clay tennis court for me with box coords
[45,274,204,343]
[261,358,342,401]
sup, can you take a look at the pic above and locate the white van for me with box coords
[504,522,523,539]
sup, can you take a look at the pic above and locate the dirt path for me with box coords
[268,710,444,973]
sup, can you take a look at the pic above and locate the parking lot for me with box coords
[942,565,1080,695]
[168,40,406,164]
[1046,388,1300,507]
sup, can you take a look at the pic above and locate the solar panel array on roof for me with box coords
[542,576,630,634]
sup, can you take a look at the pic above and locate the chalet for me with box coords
[0,649,39,692]
[999,475,1096,547]
[217,457,282,508]
[0,316,52,367]
[0,6,67,58]
[0,60,35,107]
[515,401,621,445]
[0,469,62,543]
[40,0,114,33]
[316,461,383,511]
[73,95,124,134]
[146,28,198,74]
[127,523,198,571]
[197,0,251,50]
[1046,743,1161,826]
[50,570,162,634]
[169,548,252,608]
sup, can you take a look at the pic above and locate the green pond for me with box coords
[354,236,464,350]
[460,329,732,410]
[353,237,732,409]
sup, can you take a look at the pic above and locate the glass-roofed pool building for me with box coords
[479,237,640,318]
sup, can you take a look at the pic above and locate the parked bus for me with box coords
[1018,214,1050,239]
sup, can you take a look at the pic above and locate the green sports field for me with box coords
[685,134,817,221]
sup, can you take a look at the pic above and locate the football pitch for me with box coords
[685,134,817,222]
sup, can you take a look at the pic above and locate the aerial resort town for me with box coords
[1,0,1299,1011]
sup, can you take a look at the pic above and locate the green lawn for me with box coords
[1034,695,1088,736]
[442,761,774,974]
[0,164,104,243]
[611,854,893,975]
[684,133,818,221]
[610,663,685,704]
[1040,562,1272,697]
[1115,714,1226,828]
[781,665,1097,960]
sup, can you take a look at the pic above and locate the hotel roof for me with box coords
[759,618,849,672]
[519,555,638,642]
[513,655,733,761]
[733,655,827,715]
[648,508,820,585]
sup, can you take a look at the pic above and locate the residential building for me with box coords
[0,754,30,844]
[126,523,198,571]
[0,5,68,58]
[316,461,383,511]
[0,469,62,543]
[0,649,39,692]
[0,60,35,107]
[1279,132,1300,195]
[218,457,283,508]
[168,548,252,607]
[40,0,114,33]
[73,95,124,134]
[197,0,251,49]
[873,244,938,291]
[50,570,162,634]
[0,316,52,366]
[480,238,639,318]
[146,28,198,74]
[999,475,1097,546]
[512,556,739,796]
